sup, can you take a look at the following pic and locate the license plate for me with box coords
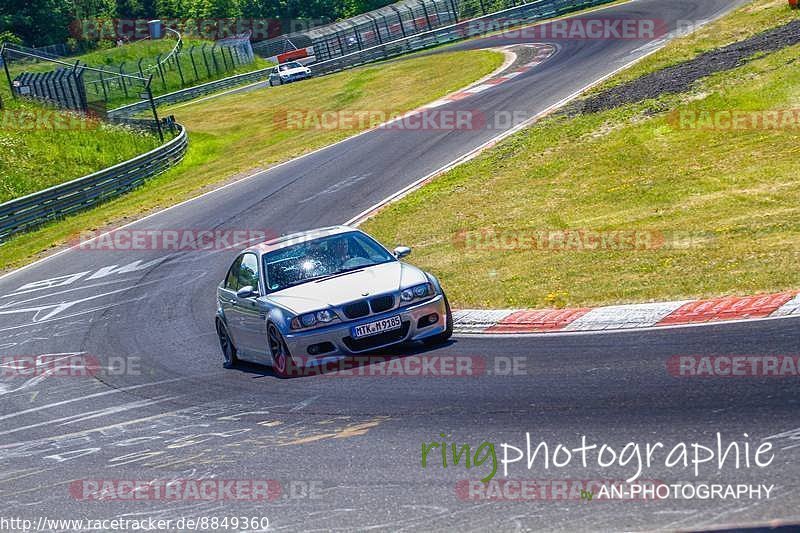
[352,315,402,339]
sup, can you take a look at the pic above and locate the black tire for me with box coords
[217,319,239,369]
[268,322,297,378]
[423,294,454,345]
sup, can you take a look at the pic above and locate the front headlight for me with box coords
[290,309,340,330]
[401,283,434,302]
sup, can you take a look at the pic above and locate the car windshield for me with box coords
[262,232,396,293]
[279,62,303,71]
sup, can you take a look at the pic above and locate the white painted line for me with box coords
[771,294,800,317]
[453,309,517,332]
[563,301,690,331]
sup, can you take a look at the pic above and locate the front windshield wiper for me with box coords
[281,274,334,289]
[276,269,365,291]
[314,267,365,281]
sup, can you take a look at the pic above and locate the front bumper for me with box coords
[280,73,309,83]
[283,295,447,359]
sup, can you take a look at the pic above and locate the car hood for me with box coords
[264,261,428,315]
[280,67,308,75]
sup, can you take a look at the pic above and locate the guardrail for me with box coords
[109,66,274,117]
[0,123,188,241]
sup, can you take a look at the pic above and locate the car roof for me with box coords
[246,225,360,254]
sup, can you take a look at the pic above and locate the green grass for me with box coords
[361,0,800,309]
[0,49,503,271]
[0,98,162,203]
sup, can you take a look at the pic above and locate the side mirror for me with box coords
[393,246,412,259]
[237,286,258,298]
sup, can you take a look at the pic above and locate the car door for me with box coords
[234,253,268,358]
[219,255,245,349]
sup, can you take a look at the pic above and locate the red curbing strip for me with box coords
[656,291,798,326]
[485,308,592,333]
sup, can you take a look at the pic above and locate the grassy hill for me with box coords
[0,96,163,203]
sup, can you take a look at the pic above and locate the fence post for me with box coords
[65,69,79,110]
[449,0,459,21]
[145,76,164,143]
[419,0,433,29]
[119,62,129,98]
[98,69,108,101]
[189,45,199,81]
[174,50,185,86]
[219,45,229,71]
[406,5,418,32]
[137,57,145,78]
[211,44,221,74]
[155,54,167,91]
[389,6,408,37]
[201,43,212,76]
[1,45,15,99]
[366,14,383,44]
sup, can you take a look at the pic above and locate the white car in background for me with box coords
[268,61,312,86]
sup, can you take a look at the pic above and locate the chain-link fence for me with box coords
[260,0,616,74]
[2,31,255,110]
[0,43,172,140]
[256,0,615,66]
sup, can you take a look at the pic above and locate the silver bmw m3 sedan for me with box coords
[215,226,452,376]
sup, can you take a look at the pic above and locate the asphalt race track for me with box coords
[2,0,799,530]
